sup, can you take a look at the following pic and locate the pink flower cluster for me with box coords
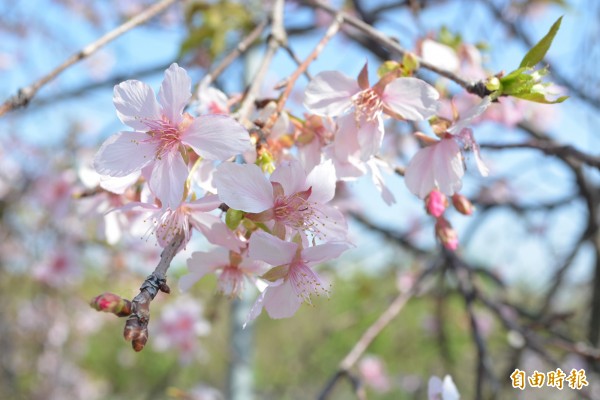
[92,59,497,321]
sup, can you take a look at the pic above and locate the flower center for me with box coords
[352,88,383,123]
[273,187,317,231]
[287,261,329,304]
[142,114,193,160]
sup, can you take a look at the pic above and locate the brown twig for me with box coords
[480,141,600,169]
[204,19,270,87]
[263,15,342,133]
[317,261,437,400]
[91,232,185,351]
[235,0,286,125]
[301,0,490,96]
[0,0,180,118]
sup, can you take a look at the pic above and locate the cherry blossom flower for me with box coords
[196,76,230,115]
[119,194,222,248]
[152,296,211,364]
[214,160,347,241]
[246,231,350,320]
[428,375,460,400]
[180,248,264,297]
[404,96,491,198]
[358,355,392,393]
[94,63,252,209]
[304,64,439,160]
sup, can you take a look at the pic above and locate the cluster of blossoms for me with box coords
[92,58,495,322]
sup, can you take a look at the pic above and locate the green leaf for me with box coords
[511,92,568,104]
[225,208,244,230]
[519,16,563,68]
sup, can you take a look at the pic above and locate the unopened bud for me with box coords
[485,76,501,91]
[402,52,420,74]
[132,330,148,352]
[123,316,144,342]
[90,292,132,317]
[435,217,459,251]
[452,194,474,215]
[425,190,448,218]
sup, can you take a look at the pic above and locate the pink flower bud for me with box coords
[425,190,447,218]
[90,292,132,317]
[452,193,474,215]
[435,217,459,251]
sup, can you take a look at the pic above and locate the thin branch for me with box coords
[263,14,342,133]
[317,262,436,400]
[301,0,491,97]
[235,0,286,125]
[205,19,270,86]
[0,0,180,117]
[480,141,600,169]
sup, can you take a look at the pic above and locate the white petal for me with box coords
[93,132,156,177]
[213,163,273,213]
[304,71,360,116]
[270,160,307,196]
[448,96,492,134]
[248,231,297,266]
[158,63,192,124]
[192,213,245,252]
[442,375,460,400]
[356,115,385,161]
[113,80,161,130]
[305,160,337,204]
[334,113,362,160]
[183,115,252,160]
[263,280,303,319]
[434,139,464,196]
[382,77,440,120]
[148,150,188,209]
[404,138,464,199]
[421,39,460,72]
[428,376,443,400]
[367,159,396,205]
[99,171,141,194]
[302,241,350,264]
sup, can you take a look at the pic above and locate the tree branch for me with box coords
[0,0,180,117]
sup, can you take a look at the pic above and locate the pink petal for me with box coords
[382,77,440,120]
[192,213,245,252]
[356,115,385,161]
[367,159,396,206]
[182,115,252,160]
[420,39,460,72]
[99,171,141,194]
[148,150,188,209]
[213,163,274,213]
[158,63,192,125]
[270,160,307,196]
[448,96,492,134]
[180,249,229,292]
[263,280,303,319]
[304,71,360,116]
[93,132,156,177]
[404,138,464,198]
[305,160,337,204]
[187,193,222,212]
[113,80,161,130]
[302,241,350,264]
[334,113,361,160]
[248,231,297,266]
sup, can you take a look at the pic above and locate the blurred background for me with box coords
[0,0,599,399]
